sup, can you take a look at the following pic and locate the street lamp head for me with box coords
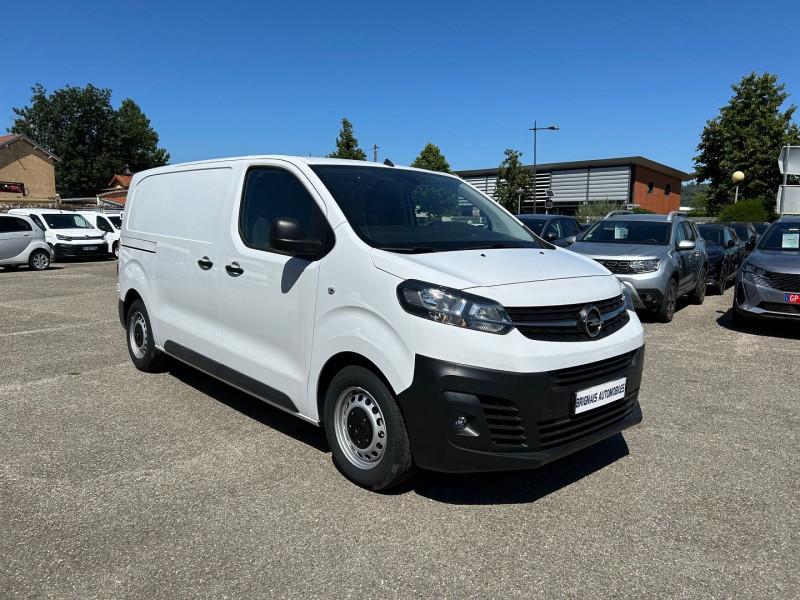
[732,171,745,183]
[548,126,560,131]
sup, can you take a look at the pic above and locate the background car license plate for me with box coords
[786,293,800,304]
[82,246,96,251]
[575,377,627,414]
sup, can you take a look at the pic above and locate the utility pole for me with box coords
[373,144,379,162]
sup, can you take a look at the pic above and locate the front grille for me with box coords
[764,271,800,292]
[506,296,630,342]
[537,390,638,450]
[597,259,633,274]
[758,301,800,315]
[478,398,528,448]
[549,351,636,388]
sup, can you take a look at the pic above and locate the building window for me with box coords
[665,184,671,196]
[647,182,654,194]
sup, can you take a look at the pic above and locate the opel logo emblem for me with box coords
[578,305,603,338]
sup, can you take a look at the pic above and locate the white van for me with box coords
[77,211,122,257]
[118,156,645,490]
[8,208,108,260]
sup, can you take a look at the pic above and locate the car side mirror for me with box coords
[746,239,756,251]
[564,235,577,245]
[726,239,735,248]
[677,239,696,251]
[546,232,559,241]
[269,217,322,257]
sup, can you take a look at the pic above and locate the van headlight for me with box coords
[620,282,635,311]
[397,280,514,335]
[56,234,72,241]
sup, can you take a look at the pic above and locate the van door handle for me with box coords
[225,262,244,277]
[197,257,213,270]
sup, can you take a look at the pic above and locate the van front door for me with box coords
[218,164,328,415]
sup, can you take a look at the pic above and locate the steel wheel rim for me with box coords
[31,252,48,270]
[129,311,148,360]
[334,386,386,470]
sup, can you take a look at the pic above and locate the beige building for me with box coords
[0,134,60,207]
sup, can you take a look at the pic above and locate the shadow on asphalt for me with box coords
[716,306,800,340]
[166,360,632,504]
[635,297,691,323]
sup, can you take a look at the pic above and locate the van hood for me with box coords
[48,228,105,238]
[570,241,668,259]
[370,247,609,290]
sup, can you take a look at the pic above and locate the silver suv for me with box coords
[569,211,708,322]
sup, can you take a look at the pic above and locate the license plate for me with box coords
[786,293,800,304]
[575,377,627,415]
[82,246,97,251]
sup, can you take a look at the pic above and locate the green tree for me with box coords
[410,142,451,173]
[10,84,169,197]
[694,72,800,215]
[576,200,623,222]
[716,198,769,223]
[493,149,532,213]
[680,181,708,207]
[327,118,367,160]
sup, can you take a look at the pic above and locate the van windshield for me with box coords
[43,214,93,230]
[310,165,543,252]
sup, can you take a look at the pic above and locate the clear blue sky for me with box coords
[4,0,800,177]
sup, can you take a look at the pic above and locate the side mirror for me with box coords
[564,235,577,246]
[726,239,735,248]
[269,217,322,257]
[546,232,559,241]
[746,239,756,251]
[677,239,696,251]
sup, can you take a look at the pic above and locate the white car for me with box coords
[8,208,108,260]
[118,156,645,490]
[77,211,122,258]
[0,213,51,271]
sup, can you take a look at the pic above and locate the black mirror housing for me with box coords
[269,217,322,257]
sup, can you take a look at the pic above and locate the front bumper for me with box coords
[53,242,108,259]
[734,275,800,321]
[619,280,663,309]
[396,347,644,473]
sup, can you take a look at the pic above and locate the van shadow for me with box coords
[166,360,328,452]
[716,306,800,340]
[404,434,630,505]
[165,360,631,504]
[635,297,690,323]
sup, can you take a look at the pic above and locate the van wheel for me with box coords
[689,267,707,305]
[28,249,50,271]
[324,366,415,491]
[48,244,57,262]
[113,242,120,259]
[126,299,165,372]
[657,279,677,323]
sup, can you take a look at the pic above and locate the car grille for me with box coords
[758,302,800,316]
[537,390,639,450]
[764,271,800,292]
[506,296,630,342]
[596,259,635,274]
[478,397,527,448]
[549,351,637,388]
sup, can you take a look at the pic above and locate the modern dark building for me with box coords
[456,156,690,215]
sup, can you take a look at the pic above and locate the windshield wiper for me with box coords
[378,246,440,254]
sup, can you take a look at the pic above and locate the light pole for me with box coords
[529,121,559,214]
[517,188,524,214]
[732,170,744,203]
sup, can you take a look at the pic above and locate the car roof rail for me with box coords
[603,209,634,219]
[666,210,687,222]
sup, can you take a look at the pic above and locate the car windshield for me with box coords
[517,218,546,236]
[751,223,767,235]
[108,216,122,228]
[581,220,671,245]
[758,223,800,252]
[725,223,749,239]
[43,214,93,229]
[698,225,723,245]
[310,165,543,252]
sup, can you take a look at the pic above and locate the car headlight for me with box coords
[56,234,71,241]
[628,259,660,273]
[744,263,767,277]
[620,282,635,311]
[397,280,514,335]
[743,263,771,286]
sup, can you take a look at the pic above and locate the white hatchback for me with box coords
[0,213,51,271]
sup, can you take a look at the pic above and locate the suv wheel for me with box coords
[324,366,415,491]
[689,266,707,305]
[657,279,678,323]
[716,263,728,295]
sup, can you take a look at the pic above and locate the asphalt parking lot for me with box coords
[1,260,798,599]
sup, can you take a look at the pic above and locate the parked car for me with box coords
[8,209,108,261]
[719,222,758,254]
[77,211,122,258]
[515,214,584,246]
[0,213,51,271]
[732,216,800,325]
[569,210,708,322]
[119,156,646,490]
[697,223,745,294]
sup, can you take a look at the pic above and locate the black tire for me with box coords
[657,279,678,323]
[126,299,166,372]
[113,242,120,259]
[323,366,415,491]
[716,263,728,295]
[28,249,50,271]
[48,244,57,263]
[689,266,707,305]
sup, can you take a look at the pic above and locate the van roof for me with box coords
[135,155,436,173]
